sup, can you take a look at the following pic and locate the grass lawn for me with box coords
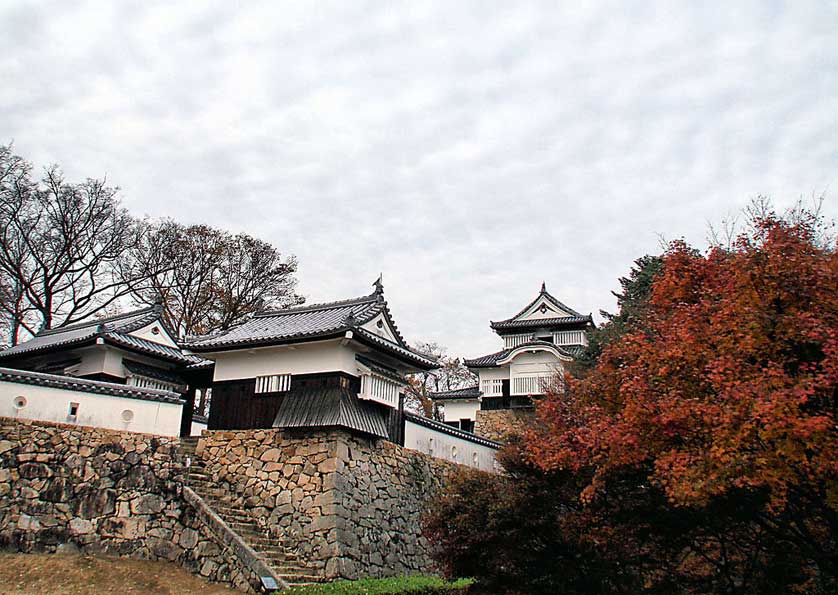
[0,551,240,595]
[280,575,473,595]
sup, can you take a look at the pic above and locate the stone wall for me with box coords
[0,417,273,593]
[334,432,454,579]
[0,416,471,587]
[475,409,536,442]
[197,428,342,576]
[195,427,456,580]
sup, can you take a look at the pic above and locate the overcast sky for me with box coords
[1,1,836,357]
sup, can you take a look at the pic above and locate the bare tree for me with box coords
[405,341,477,418]
[0,144,146,344]
[214,232,304,330]
[128,220,304,337]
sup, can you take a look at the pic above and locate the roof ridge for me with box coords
[353,327,437,364]
[253,292,378,318]
[0,366,182,403]
[37,305,160,337]
[492,284,585,325]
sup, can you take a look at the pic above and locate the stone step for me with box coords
[270,566,319,575]
[276,574,328,583]
[260,551,300,562]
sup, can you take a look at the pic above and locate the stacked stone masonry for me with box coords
[195,428,458,580]
[0,416,466,591]
[474,409,536,442]
[0,417,273,593]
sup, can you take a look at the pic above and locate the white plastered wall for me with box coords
[211,339,359,381]
[0,380,182,436]
[190,420,207,436]
[404,419,498,472]
[508,350,565,377]
[476,367,509,382]
[68,345,178,381]
[441,400,480,423]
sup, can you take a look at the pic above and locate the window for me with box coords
[255,374,291,394]
[128,376,179,392]
[451,446,458,461]
[358,373,401,408]
[68,402,79,421]
[472,452,479,466]
[121,409,134,422]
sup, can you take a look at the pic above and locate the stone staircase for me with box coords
[179,437,326,588]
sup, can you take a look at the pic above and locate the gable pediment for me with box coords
[128,320,179,348]
[361,312,401,344]
[516,296,575,321]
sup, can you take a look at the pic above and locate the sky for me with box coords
[1,1,836,358]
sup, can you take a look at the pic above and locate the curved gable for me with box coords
[496,343,573,365]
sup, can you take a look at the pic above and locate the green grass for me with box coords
[280,575,473,595]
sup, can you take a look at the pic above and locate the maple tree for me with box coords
[427,202,837,594]
[527,203,838,590]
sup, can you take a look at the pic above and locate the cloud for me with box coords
[1,0,836,356]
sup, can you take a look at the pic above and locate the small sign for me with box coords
[260,576,279,592]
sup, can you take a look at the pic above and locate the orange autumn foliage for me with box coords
[528,211,838,512]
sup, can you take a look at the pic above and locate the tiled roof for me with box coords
[185,286,436,369]
[429,386,480,400]
[404,413,501,449]
[0,366,183,404]
[490,315,592,331]
[353,328,436,369]
[355,355,407,385]
[185,293,385,350]
[272,386,390,439]
[464,341,581,368]
[0,305,210,367]
[184,359,215,371]
[490,284,593,331]
[104,332,200,365]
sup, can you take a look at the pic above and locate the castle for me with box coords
[430,283,593,440]
[0,279,590,591]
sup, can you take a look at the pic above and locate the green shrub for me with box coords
[280,575,472,595]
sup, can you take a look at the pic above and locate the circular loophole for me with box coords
[13,396,26,410]
[472,452,479,465]
[451,446,458,460]
[151,326,160,335]
[121,409,135,422]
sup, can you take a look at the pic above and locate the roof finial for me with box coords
[345,311,357,327]
[541,281,547,293]
[373,274,384,299]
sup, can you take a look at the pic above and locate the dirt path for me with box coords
[0,552,241,595]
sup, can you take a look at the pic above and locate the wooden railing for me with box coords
[503,333,534,348]
[511,375,552,396]
[553,330,586,346]
[359,373,400,408]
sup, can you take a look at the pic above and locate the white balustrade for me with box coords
[552,330,586,346]
[503,334,534,348]
[359,373,400,408]
[511,375,553,396]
